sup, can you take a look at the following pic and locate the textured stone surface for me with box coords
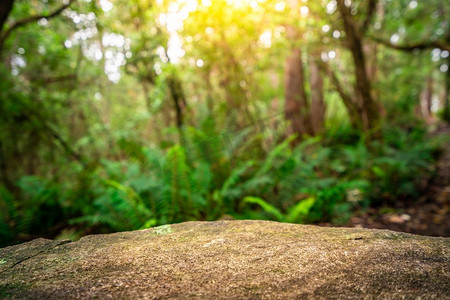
[0,220,449,299]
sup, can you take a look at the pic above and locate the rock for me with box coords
[0,220,449,299]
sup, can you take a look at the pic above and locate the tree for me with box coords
[0,0,75,52]
[335,0,380,132]
[284,26,311,137]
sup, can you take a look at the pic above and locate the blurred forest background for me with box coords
[0,0,449,247]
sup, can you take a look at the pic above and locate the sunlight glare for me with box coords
[390,34,399,44]
[259,30,272,48]
[408,0,418,9]
[275,2,286,11]
[328,50,336,59]
[202,0,212,7]
[332,30,340,38]
[300,6,309,16]
[327,0,337,14]
[196,59,204,67]
[99,0,113,12]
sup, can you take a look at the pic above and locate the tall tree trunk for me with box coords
[205,69,214,113]
[364,43,378,82]
[284,47,311,137]
[283,0,312,139]
[0,0,14,34]
[0,140,13,192]
[443,57,450,123]
[167,76,187,129]
[284,24,311,138]
[309,57,325,135]
[337,0,380,132]
[419,75,433,122]
[0,0,14,52]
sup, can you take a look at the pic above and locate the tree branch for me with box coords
[47,124,87,167]
[41,74,78,84]
[0,0,76,49]
[318,60,355,110]
[360,0,378,34]
[316,59,363,128]
[370,36,450,52]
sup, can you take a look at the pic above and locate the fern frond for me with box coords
[256,135,295,176]
[286,197,315,223]
[243,196,284,221]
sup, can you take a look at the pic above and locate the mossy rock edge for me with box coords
[0,220,449,299]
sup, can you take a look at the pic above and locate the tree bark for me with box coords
[309,57,325,135]
[0,0,75,52]
[0,0,14,35]
[364,43,378,82]
[284,47,311,137]
[167,76,187,129]
[419,76,433,121]
[318,60,362,129]
[443,57,450,122]
[0,139,13,192]
[284,23,311,138]
[370,36,450,53]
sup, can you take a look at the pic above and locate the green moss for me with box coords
[0,283,29,298]
[153,225,173,235]
[344,234,366,240]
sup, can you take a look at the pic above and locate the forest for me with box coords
[0,0,449,247]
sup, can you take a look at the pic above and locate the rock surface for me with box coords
[0,220,449,299]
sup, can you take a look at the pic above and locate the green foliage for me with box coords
[0,121,441,247]
[0,0,446,247]
[243,196,315,223]
[0,187,16,242]
[368,127,439,204]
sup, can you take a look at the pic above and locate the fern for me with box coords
[165,145,196,221]
[71,179,152,231]
[242,196,315,223]
[256,135,295,176]
[0,186,16,245]
[220,160,254,196]
[243,196,284,221]
[285,197,315,223]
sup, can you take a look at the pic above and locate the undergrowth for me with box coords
[0,123,441,246]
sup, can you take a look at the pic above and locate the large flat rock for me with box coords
[0,220,449,299]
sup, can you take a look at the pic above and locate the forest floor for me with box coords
[338,123,450,237]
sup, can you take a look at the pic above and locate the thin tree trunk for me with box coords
[205,69,214,113]
[444,57,450,122]
[364,43,378,82]
[318,60,362,129]
[337,0,380,132]
[0,140,13,192]
[284,23,311,138]
[309,57,325,135]
[167,76,187,129]
[284,47,311,137]
[419,75,433,121]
